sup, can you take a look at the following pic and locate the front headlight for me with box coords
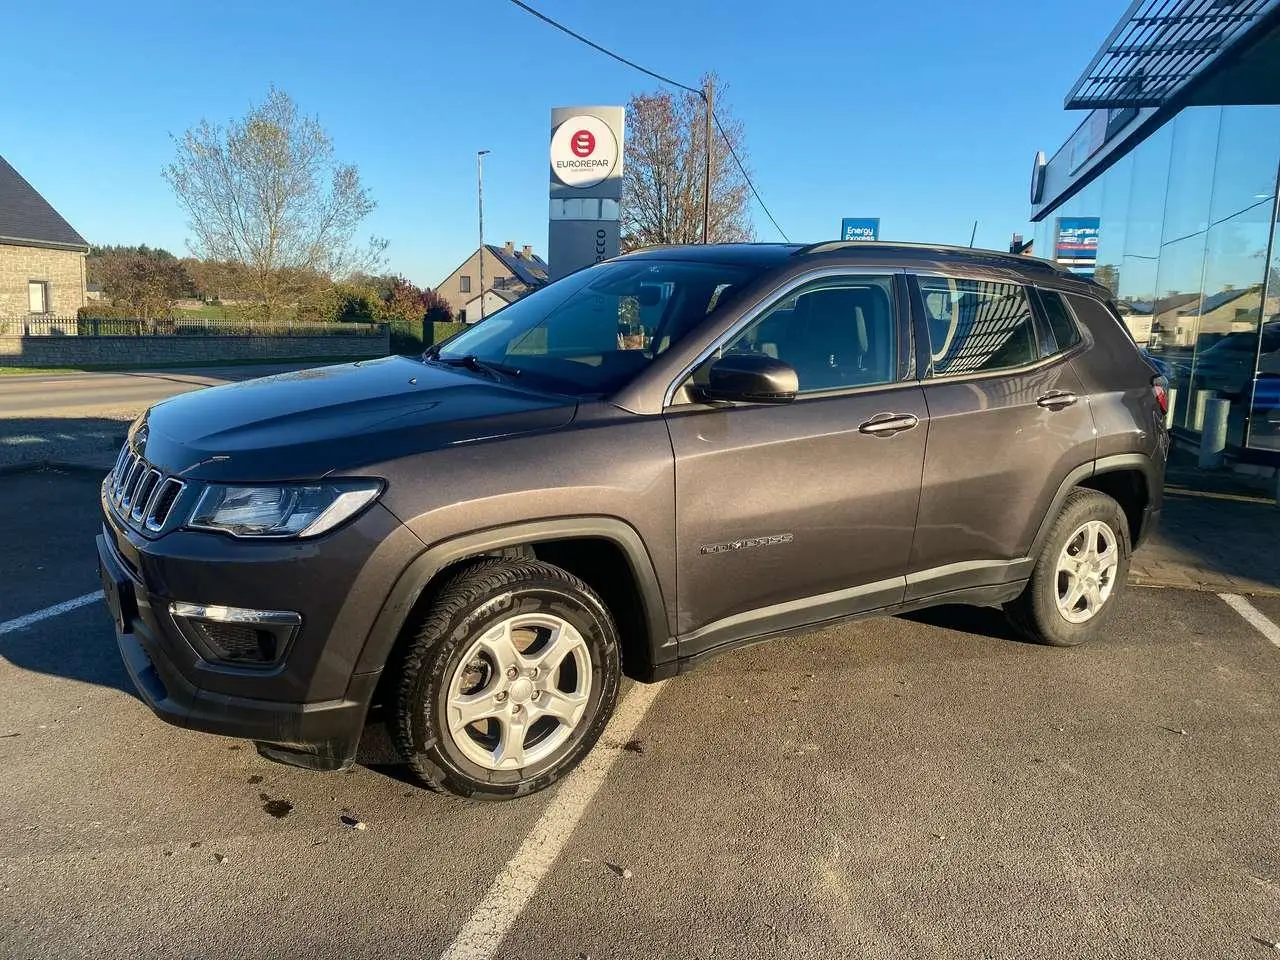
[189,480,383,538]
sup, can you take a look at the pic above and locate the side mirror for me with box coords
[697,353,798,404]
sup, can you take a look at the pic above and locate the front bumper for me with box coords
[97,531,379,769]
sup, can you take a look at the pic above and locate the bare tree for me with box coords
[621,75,753,251]
[164,86,385,320]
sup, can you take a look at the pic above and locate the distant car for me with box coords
[1140,348,1175,382]
[1194,321,1280,398]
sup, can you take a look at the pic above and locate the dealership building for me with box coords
[1030,0,1280,456]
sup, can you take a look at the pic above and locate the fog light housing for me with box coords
[169,602,301,667]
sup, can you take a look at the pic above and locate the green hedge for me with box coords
[76,303,136,321]
[389,320,469,355]
[430,321,467,346]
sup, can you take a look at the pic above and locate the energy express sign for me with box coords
[1055,217,1099,263]
[550,115,619,188]
[841,218,880,241]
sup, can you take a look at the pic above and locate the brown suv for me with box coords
[96,242,1168,799]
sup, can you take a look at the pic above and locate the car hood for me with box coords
[135,356,579,481]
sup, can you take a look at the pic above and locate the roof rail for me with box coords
[793,240,1065,275]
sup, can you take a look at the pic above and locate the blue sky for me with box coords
[4,0,1121,287]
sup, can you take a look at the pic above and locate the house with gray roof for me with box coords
[0,154,89,318]
[434,241,549,321]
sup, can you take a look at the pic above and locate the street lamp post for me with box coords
[476,149,491,322]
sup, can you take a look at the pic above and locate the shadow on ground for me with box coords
[898,604,1025,642]
[1138,490,1280,591]
[0,416,130,473]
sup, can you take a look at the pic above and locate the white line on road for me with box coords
[1219,593,1280,649]
[0,591,103,637]
[439,679,668,960]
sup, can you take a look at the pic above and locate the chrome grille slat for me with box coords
[106,443,187,536]
[120,459,146,506]
[130,469,162,522]
[112,452,137,499]
[145,478,186,531]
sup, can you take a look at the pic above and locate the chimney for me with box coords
[521,244,533,258]
[504,241,514,255]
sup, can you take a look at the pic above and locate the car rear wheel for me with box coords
[1005,488,1131,647]
[388,558,621,800]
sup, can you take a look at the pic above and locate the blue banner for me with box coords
[1055,217,1099,263]
[840,218,880,241]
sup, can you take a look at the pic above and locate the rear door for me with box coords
[665,269,927,655]
[905,273,1096,601]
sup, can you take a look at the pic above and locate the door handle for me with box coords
[858,413,920,436]
[1037,391,1079,409]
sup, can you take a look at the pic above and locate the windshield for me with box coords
[434,259,759,396]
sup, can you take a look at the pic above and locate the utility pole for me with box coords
[702,78,714,244]
[477,149,491,321]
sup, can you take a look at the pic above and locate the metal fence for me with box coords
[1,316,387,338]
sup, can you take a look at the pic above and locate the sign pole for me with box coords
[702,78,713,245]
[477,149,490,321]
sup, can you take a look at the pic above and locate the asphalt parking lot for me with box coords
[2,466,1279,960]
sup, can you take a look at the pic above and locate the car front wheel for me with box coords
[389,558,621,800]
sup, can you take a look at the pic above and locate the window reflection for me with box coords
[1033,104,1280,450]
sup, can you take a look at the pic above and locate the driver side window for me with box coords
[695,275,898,394]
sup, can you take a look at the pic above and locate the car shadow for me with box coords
[898,604,1028,643]
[0,610,135,695]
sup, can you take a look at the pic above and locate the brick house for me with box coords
[434,241,548,321]
[0,154,89,319]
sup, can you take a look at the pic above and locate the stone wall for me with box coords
[0,330,390,368]
[0,243,86,317]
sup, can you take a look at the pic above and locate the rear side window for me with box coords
[1037,289,1083,355]
[917,276,1038,376]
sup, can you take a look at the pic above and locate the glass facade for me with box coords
[1033,105,1280,451]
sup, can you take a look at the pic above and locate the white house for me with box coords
[461,288,519,323]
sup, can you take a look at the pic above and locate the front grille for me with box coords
[107,446,188,534]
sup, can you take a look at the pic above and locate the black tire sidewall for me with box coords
[402,568,621,799]
[1020,490,1132,647]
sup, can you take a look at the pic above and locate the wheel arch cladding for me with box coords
[354,517,673,684]
[1077,467,1147,545]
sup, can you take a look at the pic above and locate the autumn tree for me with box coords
[621,75,753,250]
[164,86,386,321]
[90,247,193,319]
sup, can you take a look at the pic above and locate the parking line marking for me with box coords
[438,679,668,960]
[0,591,103,637]
[1220,593,1280,649]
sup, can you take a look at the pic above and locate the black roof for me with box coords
[0,155,89,251]
[623,241,1073,277]
[486,244,549,287]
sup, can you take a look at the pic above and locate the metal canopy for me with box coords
[1065,0,1280,109]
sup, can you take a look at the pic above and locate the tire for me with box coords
[388,558,621,800]
[1005,488,1131,647]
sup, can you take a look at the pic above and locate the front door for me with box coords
[665,271,927,657]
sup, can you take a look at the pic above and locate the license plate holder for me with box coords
[99,562,136,635]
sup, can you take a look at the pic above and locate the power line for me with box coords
[505,0,701,97]
[712,111,790,242]
[504,0,790,242]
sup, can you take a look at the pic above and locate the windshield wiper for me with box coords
[426,352,522,382]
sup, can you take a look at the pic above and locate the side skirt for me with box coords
[673,578,1028,675]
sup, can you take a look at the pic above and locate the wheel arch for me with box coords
[1030,454,1160,559]
[354,517,675,684]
